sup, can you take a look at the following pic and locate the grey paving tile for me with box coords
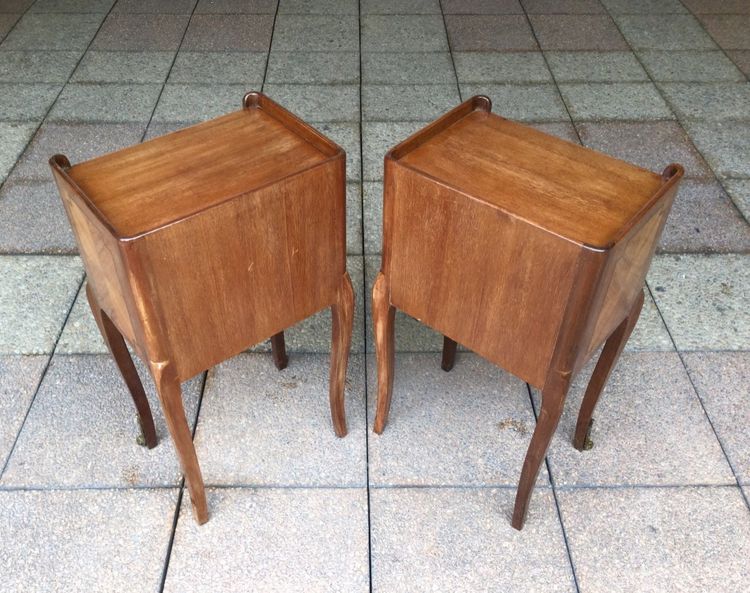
[683,0,750,13]
[278,0,357,13]
[363,181,382,254]
[267,51,359,84]
[530,15,628,50]
[29,0,115,11]
[1,354,203,487]
[0,122,37,183]
[698,15,750,50]
[529,121,580,143]
[0,13,20,37]
[522,0,604,12]
[445,15,537,51]
[56,285,105,355]
[600,0,687,12]
[91,13,189,51]
[362,84,459,122]
[164,487,369,593]
[0,50,81,83]
[545,51,647,82]
[0,355,47,469]
[362,15,448,52]
[262,83,359,122]
[648,254,750,350]
[660,82,750,121]
[111,0,196,12]
[684,121,750,178]
[368,353,548,486]
[614,14,718,50]
[182,14,273,51]
[361,0,440,14]
[168,51,266,84]
[727,50,750,77]
[362,120,426,181]
[311,121,360,182]
[725,179,750,221]
[48,82,161,123]
[559,83,674,121]
[0,489,178,593]
[0,0,32,11]
[0,255,83,354]
[558,487,750,593]
[272,15,358,51]
[684,352,750,484]
[10,122,145,182]
[72,50,174,84]
[0,82,60,121]
[626,289,674,351]
[0,180,76,254]
[194,0,277,12]
[454,51,552,83]
[460,83,569,121]
[2,13,102,50]
[194,353,365,486]
[143,119,200,139]
[362,52,455,85]
[534,352,733,486]
[346,181,362,254]
[152,83,246,122]
[660,179,750,253]
[371,488,575,592]
[576,121,713,179]
[639,50,746,82]
[442,0,522,13]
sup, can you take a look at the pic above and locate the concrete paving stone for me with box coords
[1,0,32,13]
[0,82,60,121]
[360,0,440,14]
[648,254,750,350]
[441,0,522,13]
[143,119,200,139]
[272,14,358,51]
[454,51,552,83]
[559,82,674,120]
[164,487,369,593]
[638,50,746,82]
[0,122,36,183]
[91,13,189,51]
[362,120,427,181]
[362,15,448,52]
[460,83,569,121]
[534,352,734,486]
[346,181,362,254]
[724,179,750,221]
[530,15,628,50]
[659,179,750,253]
[262,83,359,122]
[0,50,81,83]
[529,121,580,143]
[576,121,713,179]
[660,82,750,121]
[698,15,750,50]
[266,51,359,84]
[684,352,750,484]
[278,0,357,13]
[2,13,102,50]
[152,83,247,122]
[168,51,266,84]
[182,14,273,51]
[194,0,278,12]
[445,15,537,51]
[310,121,360,182]
[194,353,365,486]
[363,181,382,254]
[522,0,604,13]
[362,84,459,122]
[614,14,718,50]
[0,355,47,469]
[368,353,549,486]
[1,354,203,487]
[10,121,145,181]
[0,488,178,593]
[72,50,175,83]
[56,281,106,354]
[372,488,574,593]
[111,0,197,12]
[626,289,674,351]
[0,255,83,354]
[545,51,647,82]
[0,13,20,37]
[600,0,687,13]
[0,180,76,254]
[558,487,750,593]
[727,50,750,77]
[362,52,454,84]
[29,0,115,12]
[48,82,161,123]
[684,121,750,178]
[683,0,750,13]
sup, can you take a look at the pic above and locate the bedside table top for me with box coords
[392,97,670,249]
[62,93,340,239]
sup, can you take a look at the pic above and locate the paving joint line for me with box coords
[437,0,463,102]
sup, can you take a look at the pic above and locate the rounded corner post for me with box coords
[472,95,492,113]
[243,91,262,109]
[49,154,72,171]
[661,163,684,183]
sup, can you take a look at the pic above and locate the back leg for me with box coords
[441,336,457,371]
[270,331,289,370]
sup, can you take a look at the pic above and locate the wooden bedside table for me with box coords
[50,92,354,524]
[372,96,683,530]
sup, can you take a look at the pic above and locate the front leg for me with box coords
[329,272,354,437]
[373,272,396,434]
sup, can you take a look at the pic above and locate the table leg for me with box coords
[86,283,157,449]
[441,336,457,372]
[330,272,354,437]
[270,331,288,370]
[373,272,396,434]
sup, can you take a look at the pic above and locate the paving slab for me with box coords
[310,121,360,182]
[445,15,537,51]
[725,179,750,221]
[91,13,189,51]
[194,0,277,12]
[55,281,105,354]
[626,290,675,351]
[361,0,440,14]
[601,0,686,13]
[111,0,196,12]
[647,254,750,350]
[523,0,604,12]
[529,121,579,143]
[545,51,647,82]
[0,50,81,83]
[362,120,427,181]
[267,51,359,84]
[278,0,358,14]
[168,51,266,85]
[0,122,37,183]
[0,488,178,593]
[660,82,750,122]
[48,82,161,123]
[614,14,718,50]
[454,51,552,83]
[272,14,358,51]
[529,15,628,50]
[346,181,362,254]
[460,83,569,121]
[363,181,382,254]
[71,50,175,84]
[698,15,750,50]
[164,487,369,593]
[30,0,115,11]
[362,84,459,121]
[152,83,247,122]
[727,50,750,77]
[683,352,750,484]
[1,354,203,487]
[262,83,359,122]
[683,0,750,13]
[0,13,20,37]
[559,82,674,120]
[0,255,83,354]
[182,14,274,51]
[442,0,522,12]
[362,15,448,52]
[683,121,750,178]
[0,82,60,121]
[362,52,455,84]
[3,13,103,50]
[558,486,750,593]
[638,50,746,82]
[371,488,575,593]
[533,352,734,486]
